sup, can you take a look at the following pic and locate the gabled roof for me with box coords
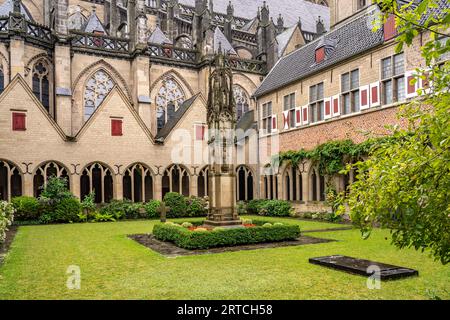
[148,26,172,45]
[236,110,256,134]
[214,27,237,55]
[254,8,384,98]
[179,0,329,32]
[276,25,297,57]
[0,0,33,20]
[155,94,200,141]
[82,10,107,34]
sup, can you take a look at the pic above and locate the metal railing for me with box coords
[70,31,129,52]
[147,43,198,63]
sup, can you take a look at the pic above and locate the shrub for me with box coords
[100,200,145,220]
[263,223,273,227]
[186,197,208,217]
[0,201,15,243]
[246,199,267,215]
[153,220,301,250]
[38,176,73,206]
[260,200,293,217]
[164,192,188,218]
[52,197,82,223]
[237,201,247,215]
[11,196,42,221]
[92,212,116,223]
[181,222,193,228]
[144,200,162,219]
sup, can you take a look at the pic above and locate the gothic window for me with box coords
[155,77,185,131]
[123,163,154,202]
[233,85,250,121]
[32,61,50,113]
[236,166,254,201]
[284,165,303,201]
[0,160,22,201]
[80,163,114,204]
[0,64,4,94]
[33,162,70,198]
[197,166,209,198]
[84,70,115,121]
[162,164,190,198]
[176,36,193,49]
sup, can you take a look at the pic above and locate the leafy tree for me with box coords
[38,176,73,206]
[339,0,449,264]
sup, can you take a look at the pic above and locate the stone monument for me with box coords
[204,51,242,227]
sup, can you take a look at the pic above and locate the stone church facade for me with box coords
[0,0,445,211]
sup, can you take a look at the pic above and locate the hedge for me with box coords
[11,196,41,221]
[153,221,301,250]
[245,199,293,217]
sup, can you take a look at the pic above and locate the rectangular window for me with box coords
[12,112,26,131]
[261,102,273,134]
[111,119,123,136]
[309,82,324,123]
[381,53,405,105]
[195,124,206,141]
[283,93,296,129]
[341,69,360,115]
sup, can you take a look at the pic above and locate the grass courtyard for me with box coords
[0,217,448,300]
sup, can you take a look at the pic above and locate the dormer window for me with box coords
[315,47,325,63]
[384,14,397,41]
[357,0,367,10]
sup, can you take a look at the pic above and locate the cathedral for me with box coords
[0,0,446,212]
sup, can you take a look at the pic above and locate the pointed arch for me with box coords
[162,164,191,198]
[83,69,115,121]
[72,59,132,101]
[33,161,71,197]
[197,166,209,198]
[0,159,23,201]
[123,163,154,202]
[236,165,254,201]
[150,69,194,96]
[80,162,115,203]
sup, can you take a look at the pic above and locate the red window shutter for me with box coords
[272,116,277,130]
[361,89,368,106]
[384,14,397,41]
[12,113,26,131]
[325,100,331,116]
[196,125,205,140]
[407,75,416,95]
[111,119,123,136]
[302,107,308,123]
[296,109,301,124]
[333,98,339,114]
[371,85,379,104]
[315,47,325,63]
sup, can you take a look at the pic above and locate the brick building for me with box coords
[0,0,445,212]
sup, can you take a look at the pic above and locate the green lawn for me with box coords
[0,218,448,300]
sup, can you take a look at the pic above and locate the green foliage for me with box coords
[144,200,162,219]
[338,0,450,264]
[164,192,188,218]
[245,199,293,217]
[237,201,247,215]
[99,200,145,220]
[46,197,82,224]
[92,212,117,223]
[181,222,193,228]
[0,201,15,243]
[11,196,42,221]
[186,196,208,217]
[38,176,73,206]
[153,221,301,250]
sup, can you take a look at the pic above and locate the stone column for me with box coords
[301,172,308,201]
[54,0,72,135]
[72,174,81,199]
[154,174,162,201]
[110,0,118,36]
[115,174,123,200]
[23,174,33,197]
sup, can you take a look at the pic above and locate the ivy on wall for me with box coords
[274,137,396,176]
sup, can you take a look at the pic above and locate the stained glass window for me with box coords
[156,77,185,131]
[233,85,250,121]
[84,70,114,121]
[32,61,50,113]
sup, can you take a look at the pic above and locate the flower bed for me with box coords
[152,220,301,250]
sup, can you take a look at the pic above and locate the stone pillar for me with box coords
[115,175,123,200]
[154,174,162,201]
[301,172,308,201]
[55,0,68,35]
[128,0,137,49]
[10,37,25,77]
[72,174,81,199]
[133,55,152,128]
[110,0,118,36]
[136,0,148,46]
[191,173,198,198]
[23,174,33,197]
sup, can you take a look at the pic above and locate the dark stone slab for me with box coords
[309,255,419,280]
[129,234,335,257]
